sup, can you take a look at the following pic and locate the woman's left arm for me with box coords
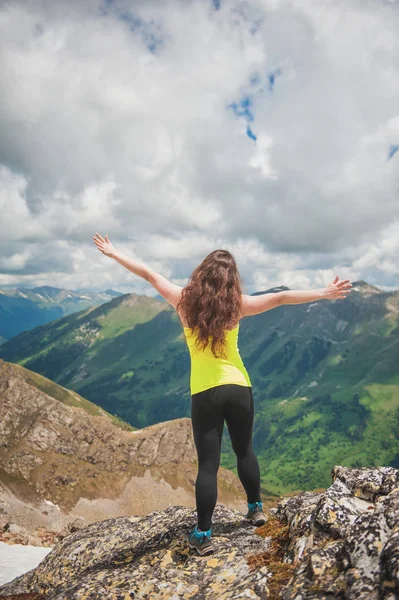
[93,233,183,309]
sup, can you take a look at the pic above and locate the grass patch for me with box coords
[360,383,399,412]
[247,515,296,600]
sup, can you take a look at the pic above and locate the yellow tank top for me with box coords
[183,323,252,395]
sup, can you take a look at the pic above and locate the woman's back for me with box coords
[183,322,251,395]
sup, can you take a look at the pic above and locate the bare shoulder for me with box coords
[240,292,283,318]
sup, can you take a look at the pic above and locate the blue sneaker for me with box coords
[188,525,214,555]
[245,501,268,526]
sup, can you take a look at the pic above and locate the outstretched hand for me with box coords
[323,276,352,300]
[92,232,117,258]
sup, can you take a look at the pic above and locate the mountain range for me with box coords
[0,285,122,343]
[0,279,397,495]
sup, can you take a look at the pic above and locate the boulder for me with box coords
[1,466,398,599]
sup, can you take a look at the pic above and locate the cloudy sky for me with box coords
[0,0,398,297]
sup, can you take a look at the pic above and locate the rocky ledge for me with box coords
[0,465,397,600]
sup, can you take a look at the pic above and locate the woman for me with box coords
[93,232,352,556]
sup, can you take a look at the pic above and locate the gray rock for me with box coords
[0,504,273,599]
[0,462,398,597]
[278,466,399,599]
[8,523,28,535]
[0,516,10,532]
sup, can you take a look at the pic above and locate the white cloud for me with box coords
[352,219,399,274]
[0,0,398,294]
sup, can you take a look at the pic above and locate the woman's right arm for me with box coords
[278,288,327,305]
[281,277,352,305]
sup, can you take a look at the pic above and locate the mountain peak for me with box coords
[252,285,290,296]
[31,285,62,293]
[351,280,383,295]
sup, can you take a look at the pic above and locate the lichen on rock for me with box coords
[0,504,273,599]
[273,465,399,599]
[0,462,398,598]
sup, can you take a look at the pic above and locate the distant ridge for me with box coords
[0,285,123,342]
[0,281,398,495]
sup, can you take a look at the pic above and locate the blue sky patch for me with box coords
[388,144,399,160]
[231,5,264,36]
[228,96,258,141]
[100,0,164,54]
[268,68,282,91]
[249,72,261,86]
[228,68,282,142]
[247,126,257,141]
[228,97,254,122]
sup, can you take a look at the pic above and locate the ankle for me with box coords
[248,500,262,510]
[194,525,212,538]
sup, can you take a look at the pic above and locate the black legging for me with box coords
[191,383,261,531]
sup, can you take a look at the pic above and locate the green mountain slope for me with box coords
[1,280,398,495]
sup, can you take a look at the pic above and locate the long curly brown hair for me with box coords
[176,249,244,359]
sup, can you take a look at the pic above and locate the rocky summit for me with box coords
[0,465,398,599]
